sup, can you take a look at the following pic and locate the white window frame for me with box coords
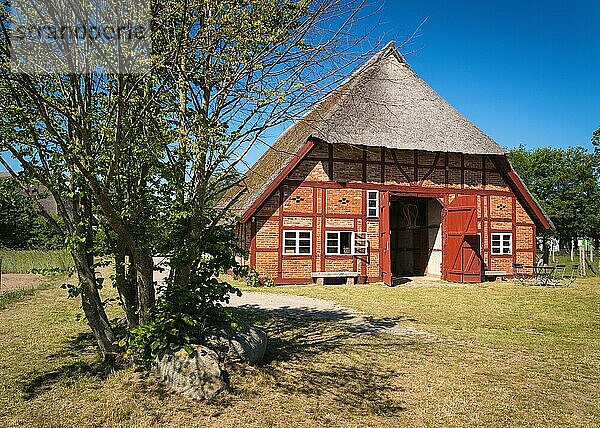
[325,231,369,256]
[367,190,379,218]
[282,230,312,255]
[326,231,353,255]
[491,233,512,255]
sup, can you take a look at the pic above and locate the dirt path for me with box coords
[0,274,44,293]
[227,291,432,337]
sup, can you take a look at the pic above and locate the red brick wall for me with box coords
[282,186,314,213]
[255,219,278,249]
[243,142,538,283]
[325,189,362,215]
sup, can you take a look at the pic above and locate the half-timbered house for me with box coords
[222,42,553,285]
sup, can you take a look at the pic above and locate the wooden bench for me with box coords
[484,270,508,281]
[311,271,359,286]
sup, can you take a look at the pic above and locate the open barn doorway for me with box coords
[389,196,443,282]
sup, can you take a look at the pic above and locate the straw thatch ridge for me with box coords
[223,41,506,217]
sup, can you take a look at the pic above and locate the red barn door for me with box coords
[444,195,482,282]
[380,191,392,285]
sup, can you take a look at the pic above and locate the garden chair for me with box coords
[532,265,557,286]
[512,263,529,285]
[550,264,567,287]
[563,265,579,287]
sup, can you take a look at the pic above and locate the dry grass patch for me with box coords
[0,278,599,427]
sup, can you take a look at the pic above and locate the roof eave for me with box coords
[239,138,316,223]
[491,156,554,232]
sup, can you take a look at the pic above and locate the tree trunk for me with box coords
[542,236,549,266]
[72,248,116,361]
[173,261,192,289]
[69,159,156,323]
[134,252,155,325]
[72,183,116,360]
[114,246,139,329]
[570,240,575,262]
[579,245,586,276]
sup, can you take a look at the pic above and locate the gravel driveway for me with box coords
[227,291,432,337]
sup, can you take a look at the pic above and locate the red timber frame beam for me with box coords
[244,142,546,283]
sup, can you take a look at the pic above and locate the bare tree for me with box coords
[0,0,392,358]
[150,0,380,286]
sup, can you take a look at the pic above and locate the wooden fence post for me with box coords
[579,245,586,276]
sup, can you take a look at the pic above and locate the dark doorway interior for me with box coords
[389,196,442,277]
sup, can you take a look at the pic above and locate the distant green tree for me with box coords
[0,178,62,249]
[0,178,38,248]
[507,144,600,249]
[588,128,600,245]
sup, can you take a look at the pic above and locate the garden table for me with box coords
[525,265,557,286]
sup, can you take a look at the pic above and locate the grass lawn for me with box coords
[1,276,599,427]
[0,286,38,310]
[550,253,599,276]
[0,249,73,274]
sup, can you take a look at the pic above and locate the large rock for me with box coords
[154,345,228,400]
[207,323,268,365]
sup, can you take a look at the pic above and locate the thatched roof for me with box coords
[303,42,504,154]
[223,42,520,221]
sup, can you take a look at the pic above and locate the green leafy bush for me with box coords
[125,274,241,364]
[125,224,245,366]
[245,269,275,287]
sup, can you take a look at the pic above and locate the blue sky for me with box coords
[243,0,599,166]
[2,1,598,171]
[367,0,599,150]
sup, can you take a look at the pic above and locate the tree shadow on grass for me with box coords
[275,362,407,416]
[20,332,117,400]
[20,308,418,416]
[230,298,419,333]
[232,308,413,415]
[233,306,422,362]
[56,331,100,356]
